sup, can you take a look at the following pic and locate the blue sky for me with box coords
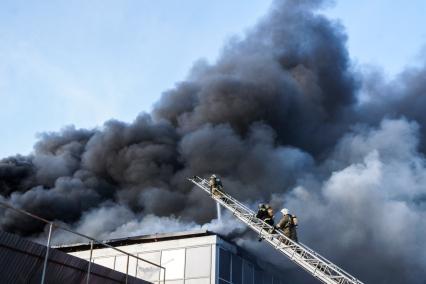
[0,0,425,158]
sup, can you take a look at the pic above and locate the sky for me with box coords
[0,0,425,159]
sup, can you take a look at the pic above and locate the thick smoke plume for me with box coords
[1,0,426,283]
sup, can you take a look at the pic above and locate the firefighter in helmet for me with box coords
[209,174,223,196]
[276,208,298,242]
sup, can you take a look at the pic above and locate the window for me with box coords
[242,261,254,284]
[263,274,273,284]
[219,248,231,281]
[254,269,263,284]
[231,254,242,284]
[273,276,281,284]
[185,246,211,279]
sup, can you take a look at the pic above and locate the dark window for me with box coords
[263,274,273,284]
[231,255,242,284]
[242,261,254,284]
[273,276,281,284]
[219,248,231,281]
[254,269,263,284]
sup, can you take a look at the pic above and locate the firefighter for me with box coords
[258,205,275,241]
[256,203,271,220]
[263,206,275,227]
[276,208,298,242]
[209,174,223,196]
[256,203,266,219]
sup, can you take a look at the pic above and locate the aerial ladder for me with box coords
[188,176,364,284]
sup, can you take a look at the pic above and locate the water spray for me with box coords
[216,202,222,221]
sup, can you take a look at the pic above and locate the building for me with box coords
[57,230,287,284]
[0,230,149,284]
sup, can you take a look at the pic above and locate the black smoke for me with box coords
[1,0,426,283]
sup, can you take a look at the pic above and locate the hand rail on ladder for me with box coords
[188,176,364,284]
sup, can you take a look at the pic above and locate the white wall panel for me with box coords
[185,278,210,284]
[161,249,185,280]
[94,256,115,269]
[185,246,211,279]
[137,251,162,282]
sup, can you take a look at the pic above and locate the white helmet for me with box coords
[281,208,289,215]
[210,174,217,179]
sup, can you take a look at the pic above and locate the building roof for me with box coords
[55,229,289,279]
[55,230,217,253]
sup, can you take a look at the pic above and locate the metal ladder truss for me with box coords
[188,176,364,284]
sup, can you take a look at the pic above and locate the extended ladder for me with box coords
[188,176,364,284]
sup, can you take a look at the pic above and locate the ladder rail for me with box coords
[188,176,363,284]
[191,177,335,269]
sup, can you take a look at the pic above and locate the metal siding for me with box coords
[0,231,151,284]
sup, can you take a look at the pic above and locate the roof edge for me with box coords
[54,229,216,253]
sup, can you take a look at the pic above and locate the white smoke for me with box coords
[46,203,246,246]
[282,118,426,283]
